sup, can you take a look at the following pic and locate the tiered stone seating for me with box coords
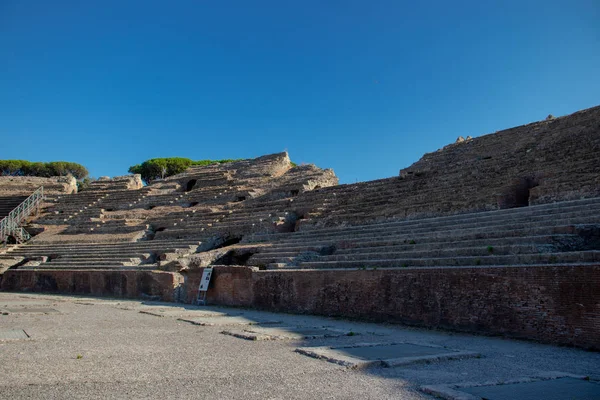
[0,153,337,270]
[0,196,28,219]
[0,176,77,197]
[264,106,600,229]
[243,197,600,269]
[0,239,201,269]
[1,106,598,303]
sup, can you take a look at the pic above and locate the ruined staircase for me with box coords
[0,187,44,244]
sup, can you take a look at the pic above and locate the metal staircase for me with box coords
[0,187,44,244]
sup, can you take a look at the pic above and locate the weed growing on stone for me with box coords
[409,240,416,245]
[475,259,482,265]
[487,245,494,254]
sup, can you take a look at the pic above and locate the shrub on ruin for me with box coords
[77,177,97,192]
[129,158,242,184]
[0,160,89,179]
[128,158,192,183]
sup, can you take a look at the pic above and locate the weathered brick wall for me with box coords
[0,270,183,302]
[3,265,598,349]
[193,265,600,350]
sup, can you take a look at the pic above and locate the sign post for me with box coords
[196,267,213,306]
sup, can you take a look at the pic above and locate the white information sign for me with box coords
[198,268,213,292]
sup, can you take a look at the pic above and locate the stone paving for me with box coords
[0,292,599,399]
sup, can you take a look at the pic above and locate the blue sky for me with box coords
[1,1,598,184]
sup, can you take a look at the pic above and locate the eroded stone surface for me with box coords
[221,326,351,341]
[179,316,282,326]
[296,342,480,369]
[422,374,596,400]
[461,378,599,400]
[2,307,60,314]
[0,329,29,340]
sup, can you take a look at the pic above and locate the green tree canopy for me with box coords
[0,160,89,180]
[128,158,241,184]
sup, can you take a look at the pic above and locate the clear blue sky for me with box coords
[1,1,598,184]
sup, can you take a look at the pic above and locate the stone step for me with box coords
[248,198,600,241]
[3,247,194,258]
[319,244,559,261]
[248,244,562,265]
[333,234,573,253]
[294,250,600,269]
[40,260,138,266]
[18,240,200,250]
[52,255,145,261]
[323,199,600,222]
[254,234,570,256]
[244,216,600,245]
[18,264,158,270]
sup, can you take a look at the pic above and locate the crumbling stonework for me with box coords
[0,269,182,301]
[1,107,599,349]
[183,264,600,350]
[0,175,77,196]
[86,174,143,191]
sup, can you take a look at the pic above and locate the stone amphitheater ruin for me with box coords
[1,105,599,350]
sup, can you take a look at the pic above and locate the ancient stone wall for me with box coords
[401,105,600,208]
[0,176,77,196]
[182,265,600,350]
[290,105,600,228]
[0,269,182,301]
[84,174,143,191]
[3,263,598,349]
[27,152,338,243]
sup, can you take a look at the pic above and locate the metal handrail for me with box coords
[0,186,44,244]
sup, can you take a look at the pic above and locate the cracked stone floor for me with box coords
[0,292,598,399]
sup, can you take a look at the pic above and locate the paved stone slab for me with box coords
[0,329,30,340]
[462,377,600,400]
[178,316,282,326]
[296,342,480,369]
[74,300,132,306]
[421,373,593,400]
[221,326,352,341]
[1,307,60,315]
[0,300,54,306]
[139,308,236,318]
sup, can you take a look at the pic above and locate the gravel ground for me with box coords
[0,293,598,399]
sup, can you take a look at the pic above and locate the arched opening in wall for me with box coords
[292,211,307,232]
[498,177,540,209]
[213,235,243,249]
[5,236,17,245]
[213,248,256,266]
[137,273,160,300]
[185,180,197,192]
[155,227,166,232]
[235,196,246,202]
[290,189,299,197]
[146,205,156,210]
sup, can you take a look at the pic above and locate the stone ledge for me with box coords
[295,341,480,369]
[421,372,591,400]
